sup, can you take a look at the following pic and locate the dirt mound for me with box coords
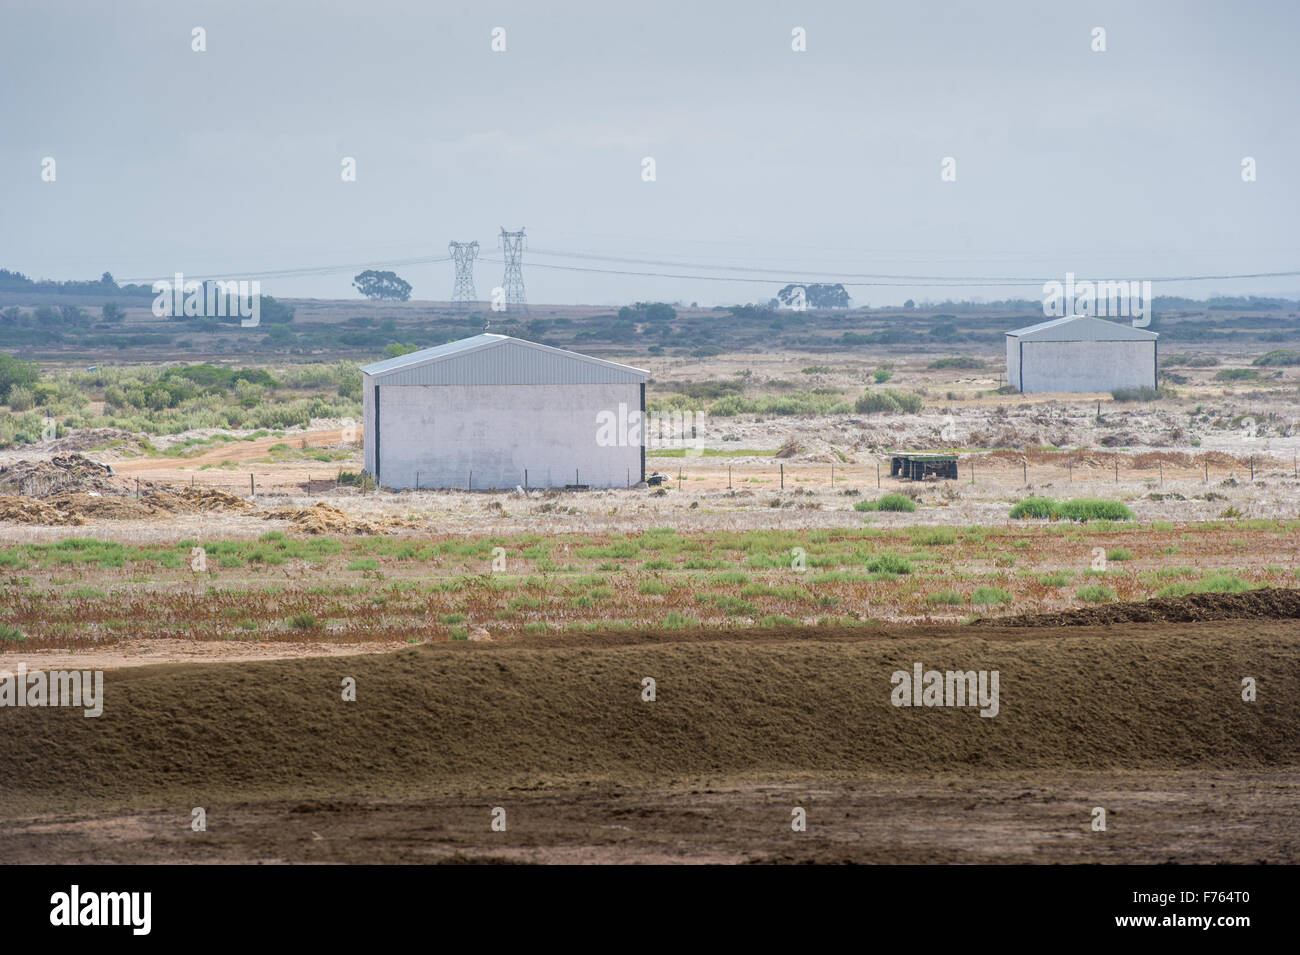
[0,625,1294,814]
[0,454,119,497]
[156,486,255,512]
[0,484,256,525]
[41,428,141,455]
[262,501,411,535]
[992,587,1300,627]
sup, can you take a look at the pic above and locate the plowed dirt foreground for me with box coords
[1,608,1297,864]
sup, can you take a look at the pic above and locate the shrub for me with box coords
[1106,548,1133,562]
[1214,368,1261,382]
[866,552,912,575]
[1252,349,1300,367]
[0,623,25,642]
[970,586,1011,605]
[1156,574,1253,598]
[926,590,965,605]
[854,388,923,414]
[0,352,41,402]
[1008,497,1056,519]
[873,369,892,383]
[1161,354,1218,368]
[288,612,318,629]
[928,356,984,369]
[855,493,917,513]
[912,527,956,545]
[1010,497,1134,522]
[1076,585,1116,603]
[1052,499,1135,522]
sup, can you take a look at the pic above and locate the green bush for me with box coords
[854,388,923,414]
[1076,585,1116,603]
[926,590,965,605]
[970,586,1011,605]
[1008,497,1056,519]
[1010,497,1134,522]
[0,352,41,402]
[1214,368,1261,382]
[873,369,892,383]
[855,493,917,513]
[866,552,912,575]
[1252,349,1300,367]
[1106,548,1133,562]
[912,527,956,545]
[928,356,984,369]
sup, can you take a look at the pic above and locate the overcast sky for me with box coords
[3,0,1298,307]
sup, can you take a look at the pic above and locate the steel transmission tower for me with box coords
[498,227,527,311]
[448,240,479,307]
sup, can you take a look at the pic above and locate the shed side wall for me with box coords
[1020,341,1156,393]
[376,382,643,489]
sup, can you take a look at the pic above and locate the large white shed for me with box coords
[360,334,648,490]
[1006,316,1158,393]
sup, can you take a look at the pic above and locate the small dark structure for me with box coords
[891,453,959,481]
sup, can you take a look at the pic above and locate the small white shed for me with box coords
[1006,316,1158,393]
[360,334,648,490]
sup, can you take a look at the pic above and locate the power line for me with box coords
[120,254,451,285]
[481,256,1300,289]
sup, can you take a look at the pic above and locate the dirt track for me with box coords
[1,607,1297,863]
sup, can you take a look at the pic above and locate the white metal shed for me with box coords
[1006,316,1158,393]
[360,334,649,490]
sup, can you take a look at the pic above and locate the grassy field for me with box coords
[2,519,1297,650]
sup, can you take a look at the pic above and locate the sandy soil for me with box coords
[5,772,1294,864]
[1,606,1296,864]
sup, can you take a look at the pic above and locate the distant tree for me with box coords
[776,283,850,309]
[384,342,420,358]
[258,295,295,324]
[101,301,127,323]
[264,325,295,346]
[643,302,676,321]
[353,270,412,302]
[100,271,115,286]
[904,299,916,310]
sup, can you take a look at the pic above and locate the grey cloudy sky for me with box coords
[2,0,1297,306]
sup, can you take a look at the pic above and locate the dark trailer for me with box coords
[890,453,959,481]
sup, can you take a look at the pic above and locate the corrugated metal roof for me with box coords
[1006,315,1158,341]
[360,334,649,386]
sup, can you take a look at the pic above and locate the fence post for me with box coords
[1159,461,1163,487]
[876,462,880,488]
[525,468,528,491]
[1114,458,1118,483]
[728,466,732,489]
[780,463,784,489]
[1068,460,1072,484]
[415,471,420,491]
[135,477,139,500]
[1205,461,1208,483]
[250,474,255,498]
[469,470,472,491]
[1250,455,1254,482]
[1022,460,1027,486]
